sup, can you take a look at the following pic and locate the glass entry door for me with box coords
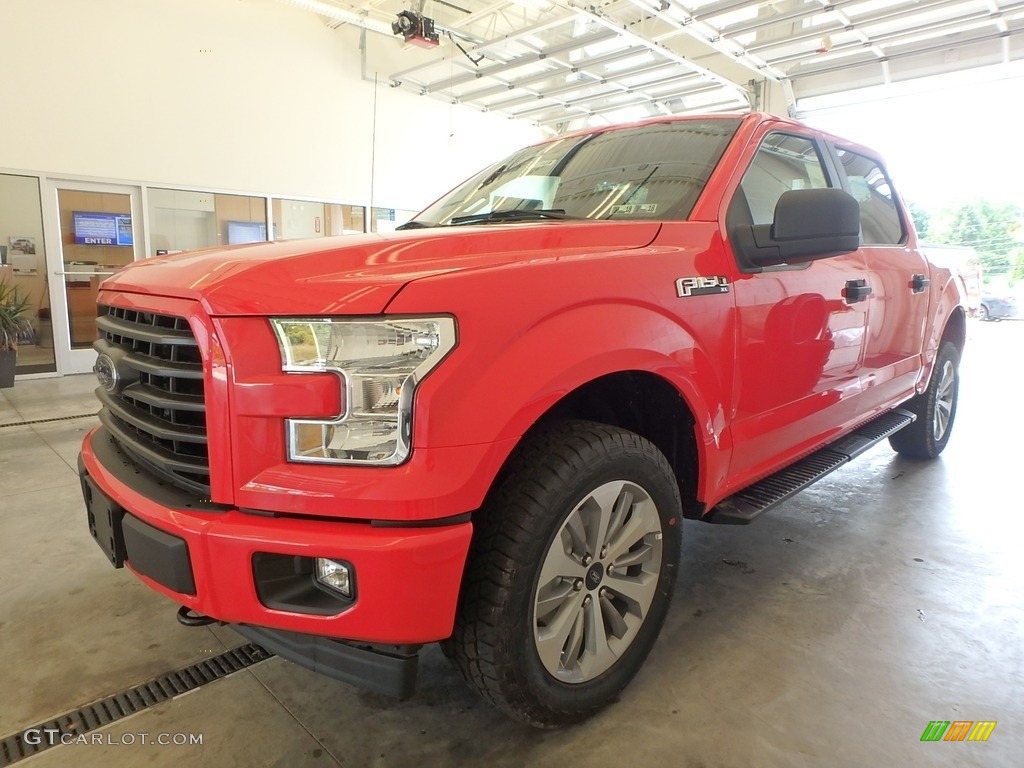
[46,181,145,374]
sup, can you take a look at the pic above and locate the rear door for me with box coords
[829,146,930,412]
[725,130,870,485]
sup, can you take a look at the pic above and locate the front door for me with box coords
[724,130,870,484]
[44,181,145,374]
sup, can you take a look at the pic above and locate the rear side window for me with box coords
[738,133,831,226]
[836,149,904,245]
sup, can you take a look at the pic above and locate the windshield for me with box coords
[411,118,741,228]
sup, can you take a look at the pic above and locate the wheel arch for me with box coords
[941,304,967,357]
[917,268,968,394]
[488,370,707,520]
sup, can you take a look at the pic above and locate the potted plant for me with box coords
[0,278,33,388]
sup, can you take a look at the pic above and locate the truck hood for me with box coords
[102,222,662,315]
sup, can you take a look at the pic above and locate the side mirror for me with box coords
[735,188,861,269]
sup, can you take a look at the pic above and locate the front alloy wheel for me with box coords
[443,420,682,727]
[534,480,664,683]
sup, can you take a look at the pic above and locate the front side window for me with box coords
[737,133,831,226]
[835,149,904,245]
[411,119,741,227]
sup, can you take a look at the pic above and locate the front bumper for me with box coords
[79,426,473,646]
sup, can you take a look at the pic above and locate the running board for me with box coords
[705,409,916,525]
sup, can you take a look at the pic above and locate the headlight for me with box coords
[270,316,456,465]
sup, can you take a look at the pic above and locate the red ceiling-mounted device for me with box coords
[391,10,440,48]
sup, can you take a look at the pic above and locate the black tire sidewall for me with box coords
[500,436,682,721]
[892,341,960,459]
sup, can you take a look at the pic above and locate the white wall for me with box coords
[0,0,543,211]
[0,175,48,311]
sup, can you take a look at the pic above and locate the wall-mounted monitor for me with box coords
[73,211,133,246]
[226,221,267,245]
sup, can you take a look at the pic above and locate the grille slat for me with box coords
[96,305,210,494]
[122,381,206,413]
[96,313,196,345]
[124,352,204,380]
[97,389,207,444]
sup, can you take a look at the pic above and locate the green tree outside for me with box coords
[924,200,1023,283]
[907,201,931,241]
[1010,251,1024,287]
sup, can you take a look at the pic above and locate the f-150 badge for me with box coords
[675,276,730,298]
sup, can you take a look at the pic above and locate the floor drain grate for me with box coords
[0,642,273,766]
[0,413,99,429]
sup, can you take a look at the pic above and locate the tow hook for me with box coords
[176,605,219,627]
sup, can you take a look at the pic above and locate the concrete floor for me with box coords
[1,319,1021,768]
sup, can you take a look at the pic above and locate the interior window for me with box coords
[835,149,904,245]
[736,133,831,226]
[148,189,269,254]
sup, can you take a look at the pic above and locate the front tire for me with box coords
[443,420,682,727]
[889,341,960,459]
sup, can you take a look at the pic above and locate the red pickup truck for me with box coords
[79,112,964,727]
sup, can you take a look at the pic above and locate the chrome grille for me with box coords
[95,305,209,494]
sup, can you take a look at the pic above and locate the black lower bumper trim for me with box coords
[121,514,197,595]
[233,625,420,699]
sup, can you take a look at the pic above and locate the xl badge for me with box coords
[675,275,730,298]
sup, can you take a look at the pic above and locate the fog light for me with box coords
[314,558,353,598]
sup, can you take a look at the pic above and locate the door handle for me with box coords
[844,279,872,304]
[910,274,930,293]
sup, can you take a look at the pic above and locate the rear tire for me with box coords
[889,341,960,459]
[442,420,682,727]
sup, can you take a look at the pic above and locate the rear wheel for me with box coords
[978,304,990,321]
[889,342,960,459]
[443,420,682,727]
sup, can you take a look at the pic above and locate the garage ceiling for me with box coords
[282,0,1024,132]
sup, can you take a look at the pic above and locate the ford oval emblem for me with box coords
[94,353,119,393]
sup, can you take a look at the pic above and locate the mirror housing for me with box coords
[734,188,861,270]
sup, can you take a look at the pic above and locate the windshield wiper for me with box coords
[449,208,572,226]
[395,220,433,230]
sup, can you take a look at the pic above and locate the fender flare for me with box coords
[415,300,733,502]
[918,267,967,394]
